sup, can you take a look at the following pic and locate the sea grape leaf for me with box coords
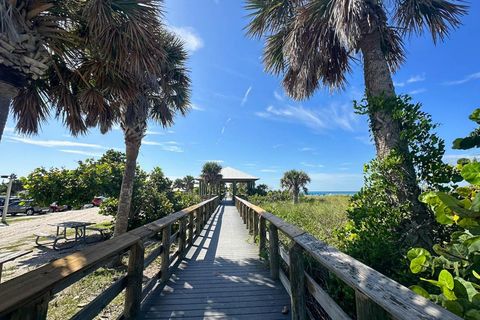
[410,255,427,274]
[410,285,430,299]
[439,270,455,290]
[462,163,480,186]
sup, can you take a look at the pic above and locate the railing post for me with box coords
[253,211,259,240]
[161,225,171,283]
[188,211,194,246]
[8,292,50,320]
[268,223,279,280]
[195,209,201,236]
[249,209,254,234]
[289,242,307,320]
[246,207,250,230]
[259,216,266,256]
[355,290,388,320]
[178,217,187,258]
[124,241,145,319]
[242,205,246,224]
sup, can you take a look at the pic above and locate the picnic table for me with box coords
[0,250,32,283]
[35,221,94,250]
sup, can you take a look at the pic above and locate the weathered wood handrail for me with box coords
[235,196,461,320]
[0,196,220,320]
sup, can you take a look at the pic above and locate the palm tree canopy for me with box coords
[3,0,167,137]
[245,0,467,99]
[183,175,196,191]
[201,162,223,185]
[281,170,311,193]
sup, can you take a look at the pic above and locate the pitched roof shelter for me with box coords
[197,167,259,197]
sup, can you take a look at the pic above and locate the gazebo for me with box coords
[198,167,259,198]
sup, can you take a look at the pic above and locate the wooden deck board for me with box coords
[141,201,291,320]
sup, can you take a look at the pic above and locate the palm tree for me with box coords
[0,0,80,140]
[113,30,191,237]
[173,178,186,191]
[281,170,311,204]
[246,0,467,242]
[183,175,195,192]
[201,162,223,195]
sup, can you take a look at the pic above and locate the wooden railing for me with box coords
[235,196,461,320]
[0,196,220,320]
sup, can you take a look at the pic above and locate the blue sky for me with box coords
[1,1,479,191]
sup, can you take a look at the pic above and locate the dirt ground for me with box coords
[0,207,112,282]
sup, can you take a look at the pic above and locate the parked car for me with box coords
[92,196,107,207]
[0,198,42,216]
[49,202,72,212]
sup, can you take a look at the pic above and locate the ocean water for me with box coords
[307,191,357,196]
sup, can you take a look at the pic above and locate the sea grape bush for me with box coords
[408,109,480,319]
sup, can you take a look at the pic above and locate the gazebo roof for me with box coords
[220,167,259,181]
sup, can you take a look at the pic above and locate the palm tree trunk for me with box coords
[359,30,432,247]
[113,127,143,237]
[293,190,299,204]
[0,81,18,141]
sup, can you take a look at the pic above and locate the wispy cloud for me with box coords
[260,169,277,173]
[7,136,106,149]
[355,135,373,145]
[299,147,315,152]
[273,91,284,101]
[200,159,224,163]
[191,103,205,111]
[168,26,204,52]
[272,144,283,149]
[301,162,324,168]
[443,154,480,163]
[59,149,103,157]
[145,130,164,135]
[445,72,480,85]
[220,117,232,135]
[241,86,252,106]
[409,88,427,95]
[143,140,183,152]
[256,103,359,132]
[395,73,426,87]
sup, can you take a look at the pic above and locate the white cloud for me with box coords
[59,149,103,157]
[299,147,315,152]
[241,86,252,106]
[256,103,359,132]
[409,88,427,95]
[260,169,277,173]
[7,136,106,149]
[445,72,480,85]
[168,26,204,52]
[143,140,183,152]
[191,103,205,111]
[301,162,324,168]
[273,91,284,101]
[407,74,426,84]
[145,130,164,135]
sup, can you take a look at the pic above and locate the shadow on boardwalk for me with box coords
[141,201,291,319]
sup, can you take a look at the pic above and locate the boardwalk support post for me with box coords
[289,242,307,320]
[188,212,194,246]
[124,241,145,319]
[268,223,280,280]
[161,225,171,283]
[253,211,259,240]
[355,290,388,320]
[8,292,50,320]
[178,217,187,258]
[259,216,266,256]
[195,209,201,236]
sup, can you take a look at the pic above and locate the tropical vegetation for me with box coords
[201,162,223,195]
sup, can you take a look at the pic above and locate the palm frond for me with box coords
[245,0,298,38]
[394,0,468,43]
[11,85,49,134]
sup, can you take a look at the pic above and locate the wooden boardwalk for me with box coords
[141,201,291,319]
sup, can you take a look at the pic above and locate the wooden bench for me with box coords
[0,250,32,283]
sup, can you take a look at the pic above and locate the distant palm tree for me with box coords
[246,0,467,241]
[281,170,310,204]
[173,178,186,191]
[201,162,223,195]
[114,31,191,237]
[183,175,196,192]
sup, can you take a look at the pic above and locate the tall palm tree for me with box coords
[114,31,191,237]
[201,162,223,195]
[281,170,311,204]
[246,0,467,243]
[183,175,196,192]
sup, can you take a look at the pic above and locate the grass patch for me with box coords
[253,195,350,247]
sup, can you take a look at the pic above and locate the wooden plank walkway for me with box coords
[141,200,291,320]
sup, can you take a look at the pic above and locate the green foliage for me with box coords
[201,162,222,194]
[407,108,480,318]
[280,170,311,203]
[340,95,458,283]
[453,108,480,150]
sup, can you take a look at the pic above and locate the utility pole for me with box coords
[1,174,15,224]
